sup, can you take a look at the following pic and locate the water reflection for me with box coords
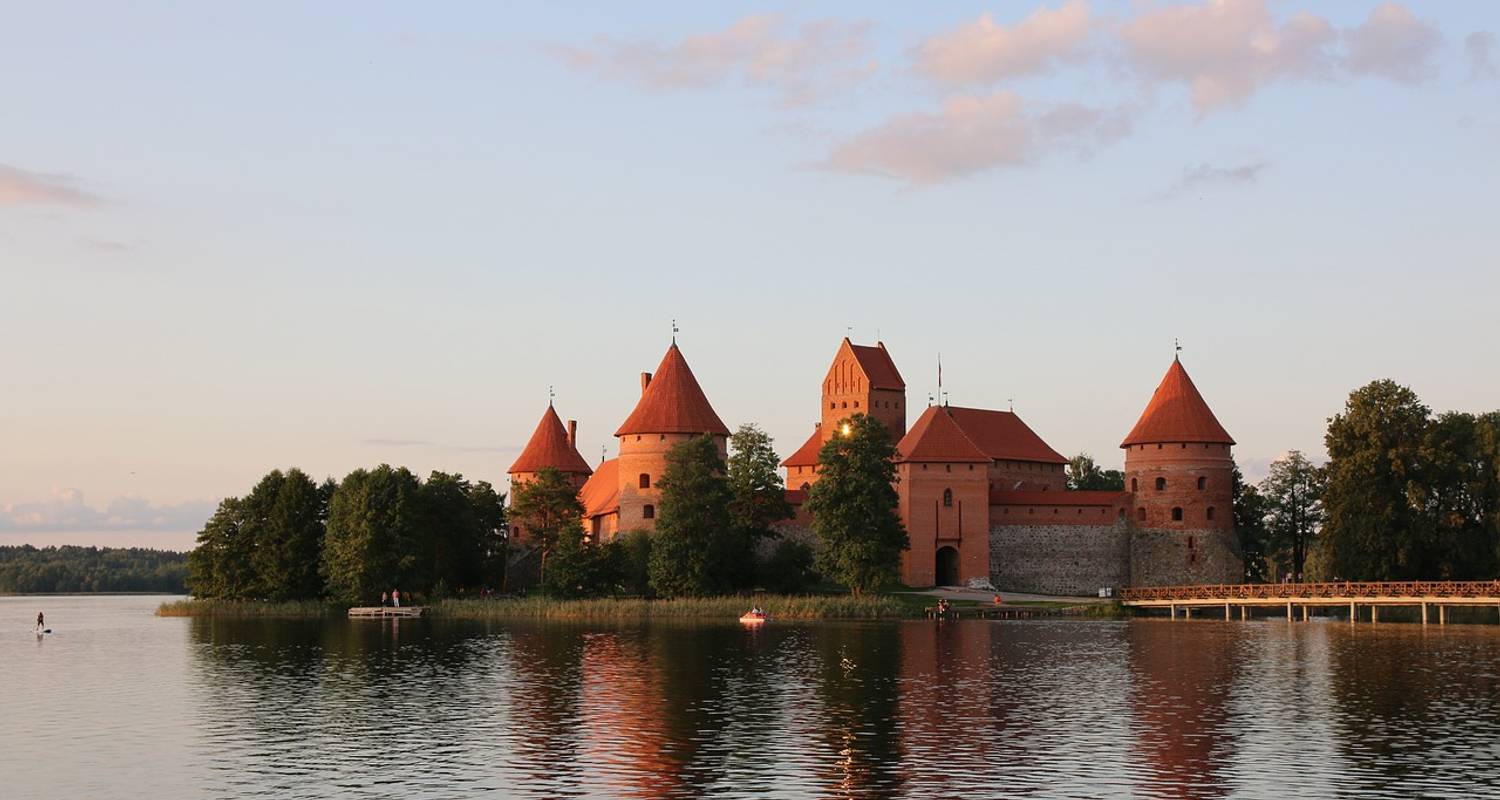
[1126,622,1236,799]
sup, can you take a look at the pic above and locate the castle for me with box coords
[507,338,1243,593]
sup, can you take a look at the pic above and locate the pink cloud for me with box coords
[820,91,1133,186]
[0,163,101,207]
[1120,0,1335,113]
[1344,3,1442,84]
[914,1,1092,87]
[553,15,877,107]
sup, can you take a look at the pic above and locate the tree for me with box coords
[420,472,507,594]
[649,435,733,597]
[1067,453,1125,491]
[726,423,794,590]
[187,497,255,599]
[1260,450,1326,581]
[509,467,585,587]
[247,468,329,600]
[805,414,908,595]
[1232,465,1271,582]
[322,465,425,602]
[1321,381,1435,580]
[1415,411,1500,578]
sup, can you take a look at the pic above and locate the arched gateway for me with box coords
[935,546,960,587]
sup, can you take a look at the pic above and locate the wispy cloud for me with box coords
[1465,31,1498,81]
[1157,160,1269,199]
[819,91,1133,187]
[552,15,877,107]
[0,488,214,534]
[0,163,102,208]
[913,1,1092,87]
[1344,2,1442,84]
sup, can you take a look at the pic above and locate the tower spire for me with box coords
[1174,337,1182,362]
[671,318,678,345]
[548,385,554,406]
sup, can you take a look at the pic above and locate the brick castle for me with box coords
[507,338,1243,593]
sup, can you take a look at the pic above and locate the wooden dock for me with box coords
[348,606,427,618]
[1120,581,1500,623]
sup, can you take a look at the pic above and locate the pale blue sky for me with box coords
[2,1,1497,548]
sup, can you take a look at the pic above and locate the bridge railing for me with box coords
[1120,580,1500,603]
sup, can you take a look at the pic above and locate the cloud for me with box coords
[553,15,877,106]
[1344,3,1442,84]
[1120,0,1335,113]
[0,488,214,534]
[79,237,132,253]
[361,437,521,454]
[1157,160,1268,199]
[1465,31,1498,81]
[0,163,101,207]
[913,1,1092,87]
[819,91,1134,186]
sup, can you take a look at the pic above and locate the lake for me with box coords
[4,595,1500,799]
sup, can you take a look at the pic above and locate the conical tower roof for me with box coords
[509,404,593,475]
[615,344,730,437]
[1121,358,1234,447]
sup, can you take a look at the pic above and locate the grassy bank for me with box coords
[155,599,345,618]
[431,594,914,621]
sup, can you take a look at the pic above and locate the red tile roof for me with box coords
[990,490,1131,506]
[1120,358,1235,447]
[847,340,905,390]
[508,404,593,475]
[945,406,1068,464]
[780,425,823,468]
[579,458,619,518]
[896,405,991,463]
[615,344,731,437]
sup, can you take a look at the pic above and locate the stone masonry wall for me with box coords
[1129,527,1242,586]
[989,521,1131,596]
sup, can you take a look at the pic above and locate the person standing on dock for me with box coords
[392,588,401,608]
[380,591,389,607]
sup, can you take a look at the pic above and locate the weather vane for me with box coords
[1175,337,1182,360]
[548,385,554,406]
[1008,397,1014,412]
[672,318,678,344]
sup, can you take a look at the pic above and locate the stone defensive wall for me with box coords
[1128,527,1242,587]
[988,521,1132,596]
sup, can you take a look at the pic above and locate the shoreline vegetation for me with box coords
[155,594,1121,620]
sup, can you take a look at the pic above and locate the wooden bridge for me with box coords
[1120,581,1500,623]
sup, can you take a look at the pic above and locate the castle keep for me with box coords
[508,338,1243,592]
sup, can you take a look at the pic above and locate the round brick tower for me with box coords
[614,343,729,533]
[508,402,593,545]
[1121,356,1241,585]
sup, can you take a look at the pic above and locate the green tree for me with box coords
[1260,450,1326,581]
[1320,380,1432,580]
[1067,452,1126,491]
[187,497,256,599]
[543,523,601,598]
[805,414,908,595]
[322,465,425,602]
[1232,465,1271,582]
[246,468,329,600]
[609,529,654,597]
[761,538,817,594]
[649,434,733,597]
[726,423,794,590]
[509,466,585,586]
[1415,411,1500,578]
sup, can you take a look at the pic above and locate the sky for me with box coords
[2,1,1498,550]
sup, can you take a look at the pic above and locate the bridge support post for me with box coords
[1350,601,1356,622]
[1286,602,1293,622]
[1373,606,1379,624]
[1241,605,1248,621]
[1170,604,1176,620]
[1185,606,1192,620]
[1440,605,1447,625]
[1422,603,1428,625]
[1225,603,1231,621]
[1302,605,1310,622]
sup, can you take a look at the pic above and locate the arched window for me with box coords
[829,402,836,409]
[1155,477,1166,491]
[853,401,860,408]
[638,473,650,489]
[1197,476,1207,490]
[841,401,847,409]
[1171,507,1183,521]
[1137,507,1146,521]
[642,504,655,519]
[1206,506,1215,521]
[942,489,953,507]
[1131,478,1138,492]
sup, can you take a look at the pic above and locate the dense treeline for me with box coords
[0,545,187,593]
[187,466,505,602]
[1235,380,1500,582]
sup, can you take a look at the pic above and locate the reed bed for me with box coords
[431,594,914,621]
[155,599,346,618]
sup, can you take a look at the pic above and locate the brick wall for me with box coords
[988,521,1131,596]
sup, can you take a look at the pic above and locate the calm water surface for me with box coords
[4,596,1500,799]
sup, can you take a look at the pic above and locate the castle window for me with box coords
[639,473,650,489]
[853,401,859,408]
[841,401,847,409]
[1206,507,1215,521]
[1197,477,1207,490]
[1181,443,1187,449]
[830,402,835,409]
[642,504,655,519]
[968,464,974,471]
[660,434,666,441]
[1138,508,1146,521]
[1157,444,1162,450]
[1131,478,1138,492]
[1171,507,1183,521]
[800,483,810,492]
[945,464,951,472]
[943,489,953,507]
[1155,477,1166,491]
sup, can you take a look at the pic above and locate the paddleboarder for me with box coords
[35,611,45,633]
